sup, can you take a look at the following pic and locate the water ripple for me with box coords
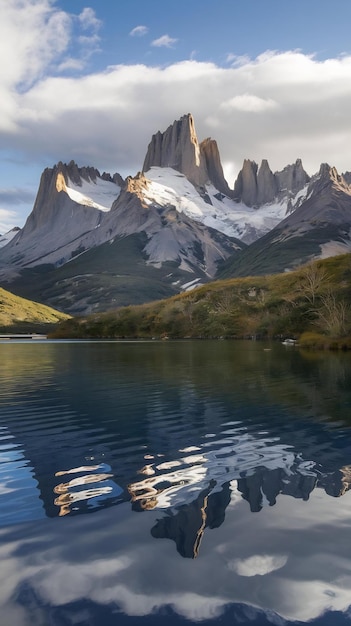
[1,341,351,525]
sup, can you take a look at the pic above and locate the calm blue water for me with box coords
[1,339,351,625]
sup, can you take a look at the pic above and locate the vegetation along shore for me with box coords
[50,254,351,349]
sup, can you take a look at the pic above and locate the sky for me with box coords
[2,0,351,231]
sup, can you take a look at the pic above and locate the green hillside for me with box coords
[0,287,70,333]
[52,253,351,348]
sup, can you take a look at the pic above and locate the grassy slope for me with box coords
[52,253,351,347]
[0,286,70,333]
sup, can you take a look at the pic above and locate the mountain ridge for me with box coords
[0,113,351,314]
[218,162,351,279]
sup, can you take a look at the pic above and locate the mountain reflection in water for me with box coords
[1,340,351,625]
[128,429,351,558]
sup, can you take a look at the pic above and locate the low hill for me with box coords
[0,287,70,333]
[51,254,351,348]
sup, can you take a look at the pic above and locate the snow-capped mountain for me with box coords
[144,166,308,244]
[218,163,351,279]
[0,113,350,314]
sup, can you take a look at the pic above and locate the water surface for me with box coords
[1,340,351,625]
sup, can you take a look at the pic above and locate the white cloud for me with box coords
[130,25,149,37]
[3,489,351,625]
[10,52,351,183]
[0,187,35,230]
[0,1,102,96]
[151,34,178,48]
[76,9,101,60]
[226,53,251,67]
[228,554,288,576]
[57,58,85,72]
[0,188,35,206]
[78,33,101,58]
[221,94,278,113]
[0,0,71,90]
[3,4,351,226]
[0,207,20,233]
[78,7,101,32]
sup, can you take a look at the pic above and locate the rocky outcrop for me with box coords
[233,159,258,206]
[112,172,125,187]
[23,162,92,233]
[342,171,351,185]
[142,113,233,196]
[123,171,150,204]
[199,138,232,197]
[308,163,351,198]
[233,158,309,207]
[275,158,310,197]
[58,160,101,185]
[142,113,209,188]
[257,159,277,205]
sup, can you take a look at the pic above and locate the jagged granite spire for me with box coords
[143,113,234,195]
[199,137,233,197]
[143,114,212,189]
[234,158,310,207]
[233,159,258,206]
[275,158,310,196]
[257,159,277,205]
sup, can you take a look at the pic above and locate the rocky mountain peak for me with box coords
[142,113,209,189]
[233,157,310,207]
[55,160,103,186]
[275,159,310,196]
[233,159,258,206]
[257,159,277,205]
[199,138,232,197]
[309,163,351,197]
[124,172,150,205]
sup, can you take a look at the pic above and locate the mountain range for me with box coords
[0,113,351,315]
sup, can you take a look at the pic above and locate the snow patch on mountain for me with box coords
[319,239,351,258]
[144,167,208,216]
[145,167,293,243]
[0,228,20,248]
[290,183,310,207]
[65,177,121,212]
[181,277,203,291]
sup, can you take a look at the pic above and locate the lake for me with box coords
[1,339,351,625]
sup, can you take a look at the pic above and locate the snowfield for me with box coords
[65,177,121,212]
[144,167,299,243]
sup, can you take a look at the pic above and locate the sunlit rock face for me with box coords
[143,113,209,189]
[0,161,122,268]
